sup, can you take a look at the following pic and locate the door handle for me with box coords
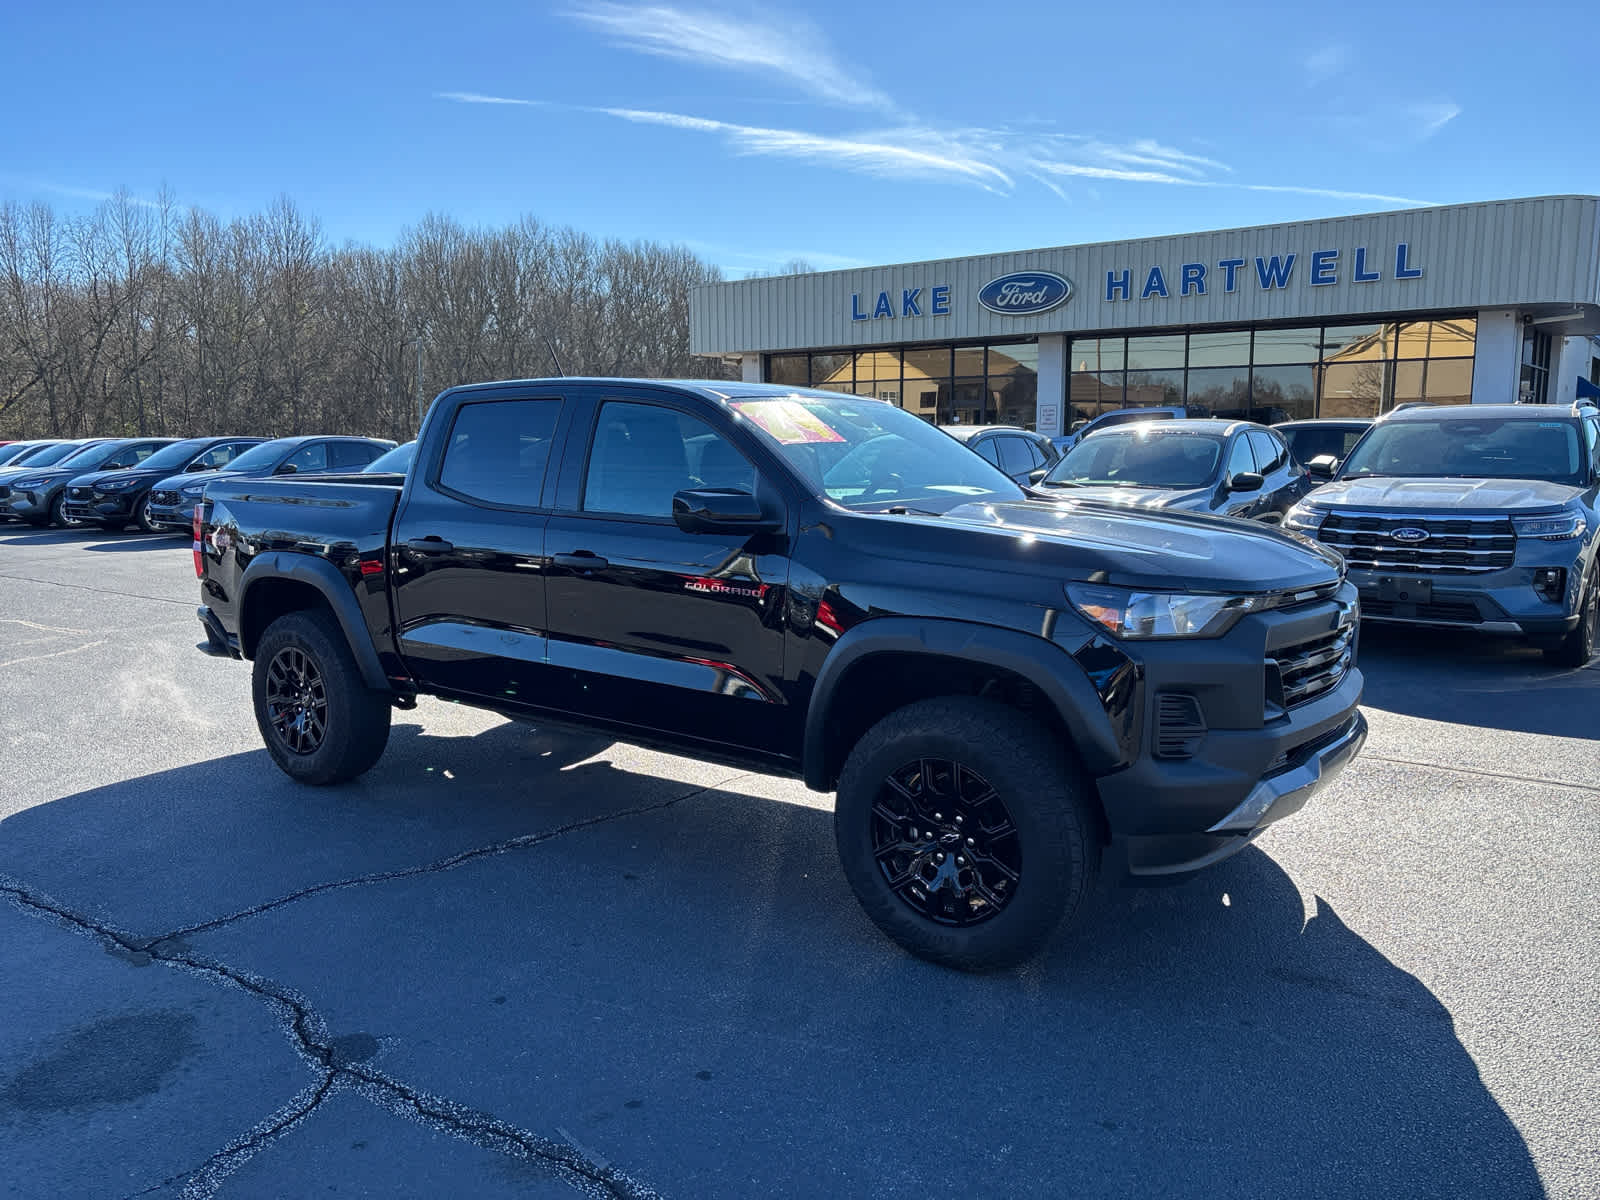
[553,551,609,570]
[404,536,454,554]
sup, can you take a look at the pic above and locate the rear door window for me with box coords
[437,399,563,508]
[997,437,1035,476]
[330,441,383,469]
[281,443,329,474]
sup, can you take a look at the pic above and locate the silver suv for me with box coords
[1285,402,1600,666]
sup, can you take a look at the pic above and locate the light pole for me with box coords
[400,334,426,436]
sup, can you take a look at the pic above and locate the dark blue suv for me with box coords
[1285,402,1600,665]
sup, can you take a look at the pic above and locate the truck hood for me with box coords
[1033,483,1211,511]
[1312,476,1583,513]
[926,498,1343,593]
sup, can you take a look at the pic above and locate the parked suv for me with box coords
[1284,402,1600,665]
[1037,420,1309,522]
[144,435,395,532]
[196,379,1366,971]
[62,436,264,531]
[942,425,1059,484]
[6,439,175,527]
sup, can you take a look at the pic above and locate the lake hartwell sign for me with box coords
[1103,243,1424,301]
[843,242,1424,323]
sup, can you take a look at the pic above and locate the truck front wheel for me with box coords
[252,609,392,785]
[833,696,1100,971]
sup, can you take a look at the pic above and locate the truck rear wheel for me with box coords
[252,609,391,785]
[833,696,1099,971]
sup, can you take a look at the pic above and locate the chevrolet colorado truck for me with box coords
[1286,401,1600,666]
[197,379,1366,970]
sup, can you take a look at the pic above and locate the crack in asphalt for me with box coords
[1363,752,1600,796]
[0,774,738,1198]
[143,774,750,949]
[0,572,196,607]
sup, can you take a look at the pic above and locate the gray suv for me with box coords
[1284,402,1600,665]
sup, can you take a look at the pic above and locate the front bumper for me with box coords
[6,488,56,521]
[62,490,137,524]
[148,497,201,532]
[1346,562,1582,637]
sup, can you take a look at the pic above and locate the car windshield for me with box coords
[221,438,298,473]
[1341,418,1585,484]
[364,441,416,473]
[57,441,120,467]
[1044,429,1224,489]
[731,394,1024,513]
[136,438,213,472]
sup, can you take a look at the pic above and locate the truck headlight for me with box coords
[1066,583,1260,640]
[1283,503,1328,532]
[1512,511,1586,541]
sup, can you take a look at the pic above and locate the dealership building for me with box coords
[689,194,1600,438]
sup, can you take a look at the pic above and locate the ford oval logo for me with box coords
[1390,527,1430,543]
[977,271,1073,316]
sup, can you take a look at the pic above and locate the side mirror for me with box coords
[1228,471,1265,493]
[274,463,297,475]
[672,488,780,535]
[1027,467,1049,485]
[1306,455,1337,480]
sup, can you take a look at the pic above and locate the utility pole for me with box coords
[415,338,425,433]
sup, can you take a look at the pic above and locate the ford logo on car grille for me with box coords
[1390,527,1430,543]
[977,270,1073,316]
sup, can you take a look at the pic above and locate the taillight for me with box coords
[192,504,204,579]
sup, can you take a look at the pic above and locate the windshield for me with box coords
[1281,424,1368,466]
[57,440,121,467]
[221,438,298,473]
[134,438,212,472]
[1044,429,1224,489]
[364,441,416,473]
[1341,418,1585,484]
[731,395,1024,512]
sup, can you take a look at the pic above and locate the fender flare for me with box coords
[238,552,390,691]
[801,617,1124,791]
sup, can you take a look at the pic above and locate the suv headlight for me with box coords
[1066,583,1265,640]
[10,475,50,489]
[180,483,205,497]
[1513,511,1586,541]
[1283,503,1328,532]
[97,479,136,491]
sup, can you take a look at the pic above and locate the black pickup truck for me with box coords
[197,378,1367,970]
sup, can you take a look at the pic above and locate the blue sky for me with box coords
[2,0,1593,274]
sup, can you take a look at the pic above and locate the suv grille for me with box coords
[1317,512,1515,575]
[151,489,179,506]
[1267,613,1357,712]
[69,485,89,499]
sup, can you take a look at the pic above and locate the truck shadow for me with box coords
[0,721,1544,1199]
[1358,622,1599,739]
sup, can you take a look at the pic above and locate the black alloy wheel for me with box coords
[263,646,329,755]
[871,758,1021,927]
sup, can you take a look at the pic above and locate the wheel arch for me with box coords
[802,617,1123,794]
[238,553,389,690]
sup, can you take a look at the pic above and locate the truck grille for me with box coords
[1317,512,1515,575]
[1267,614,1357,711]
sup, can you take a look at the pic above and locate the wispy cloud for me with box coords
[1304,44,1350,84]
[563,2,894,112]
[1407,102,1461,139]
[436,92,1439,206]
[0,175,162,209]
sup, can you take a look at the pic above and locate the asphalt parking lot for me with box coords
[0,524,1596,1199]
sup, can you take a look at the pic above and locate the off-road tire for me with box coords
[834,696,1100,971]
[1546,575,1598,668]
[252,609,391,785]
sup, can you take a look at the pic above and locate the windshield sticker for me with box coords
[733,400,846,445]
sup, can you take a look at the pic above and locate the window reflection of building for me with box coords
[1067,317,1475,424]
[767,341,1041,428]
[769,315,1477,432]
